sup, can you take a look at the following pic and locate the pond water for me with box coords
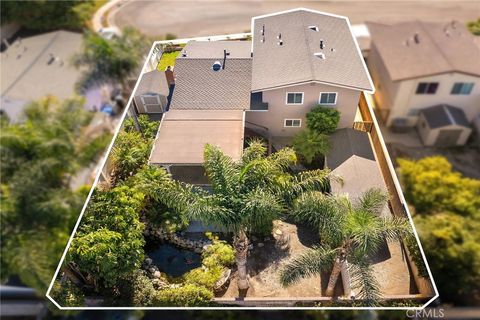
[147,244,201,277]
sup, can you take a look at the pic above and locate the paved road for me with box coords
[112,0,480,38]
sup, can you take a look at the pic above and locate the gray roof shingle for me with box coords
[178,41,252,59]
[367,21,480,81]
[421,104,470,129]
[251,9,373,92]
[170,58,252,110]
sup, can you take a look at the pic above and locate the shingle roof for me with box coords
[170,58,252,110]
[327,128,376,170]
[421,104,470,129]
[367,21,480,81]
[135,70,170,96]
[251,9,373,92]
[178,41,252,59]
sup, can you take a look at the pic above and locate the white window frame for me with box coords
[285,92,304,105]
[319,92,338,105]
[284,119,302,128]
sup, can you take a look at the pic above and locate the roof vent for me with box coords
[278,40,283,46]
[277,33,282,39]
[212,61,222,71]
[182,50,187,57]
[260,36,265,43]
[314,52,325,60]
[330,48,335,52]
[320,40,325,49]
[261,25,265,36]
[309,26,319,32]
[414,33,420,44]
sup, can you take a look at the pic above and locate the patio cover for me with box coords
[149,110,244,165]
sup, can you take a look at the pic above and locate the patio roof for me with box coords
[149,110,244,165]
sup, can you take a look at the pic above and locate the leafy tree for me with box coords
[1,0,98,31]
[306,106,340,135]
[155,140,333,294]
[68,186,145,288]
[111,131,152,181]
[50,279,85,307]
[398,156,480,217]
[414,213,480,305]
[292,130,330,164]
[124,114,159,139]
[279,188,412,306]
[73,27,151,90]
[0,97,97,292]
[467,18,480,36]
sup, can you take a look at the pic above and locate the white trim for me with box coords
[319,92,338,105]
[284,118,302,127]
[252,80,367,94]
[285,92,304,105]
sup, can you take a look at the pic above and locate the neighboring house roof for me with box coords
[327,129,388,211]
[178,40,252,59]
[169,58,252,110]
[0,30,83,101]
[135,70,170,96]
[148,110,244,165]
[367,21,480,81]
[421,104,470,129]
[251,8,374,92]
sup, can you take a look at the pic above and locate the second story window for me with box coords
[286,92,304,104]
[416,82,438,94]
[319,92,337,105]
[451,82,474,95]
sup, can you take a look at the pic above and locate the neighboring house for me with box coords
[366,21,480,146]
[133,70,171,114]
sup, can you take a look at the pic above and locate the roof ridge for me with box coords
[417,21,455,71]
[300,13,316,82]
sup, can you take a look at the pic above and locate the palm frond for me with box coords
[380,216,413,242]
[346,210,384,256]
[203,144,239,197]
[348,259,381,307]
[291,191,346,246]
[354,188,389,216]
[242,139,267,164]
[242,188,283,233]
[279,246,336,287]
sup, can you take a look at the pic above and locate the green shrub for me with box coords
[404,235,428,278]
[78,132,112,166]
[292,130,330,164]
[111,131,152,181]
[124,115,160,140]
[306,106,340,135]
[467,19,480,36]
[50,280,85,307]
[154,284,213,306]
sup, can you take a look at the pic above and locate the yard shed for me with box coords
[417,104,472,147]
[133,70,170,114]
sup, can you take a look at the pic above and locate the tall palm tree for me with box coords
[150,140,333,294]
[279,188,412,306]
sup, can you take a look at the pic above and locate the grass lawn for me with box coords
[157,51,181,71]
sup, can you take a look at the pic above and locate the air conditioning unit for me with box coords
[391,117,410,133]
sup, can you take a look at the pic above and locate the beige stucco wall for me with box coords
[382,72,480,127]
[245,82,361,137]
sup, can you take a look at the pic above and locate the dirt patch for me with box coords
[220,220,343,299]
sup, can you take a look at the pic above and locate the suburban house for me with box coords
[130,8,436,304]
[366,21,480,146]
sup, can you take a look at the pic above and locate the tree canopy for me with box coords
[1,0,99,31]
[306,106,340,135]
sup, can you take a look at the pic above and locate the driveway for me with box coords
[111,0,480,38]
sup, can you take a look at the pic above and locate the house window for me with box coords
[284,119,301,127]
[286,92,304,105]
[407,108,420,116]
[451,82,474,95]
[416,82,438,94]
[319,92,337,105]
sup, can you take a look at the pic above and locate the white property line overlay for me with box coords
[46,27,437,313]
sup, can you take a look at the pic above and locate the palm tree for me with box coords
[151,140,333,294]
[292,129,330,164]
[279,188,412,305]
